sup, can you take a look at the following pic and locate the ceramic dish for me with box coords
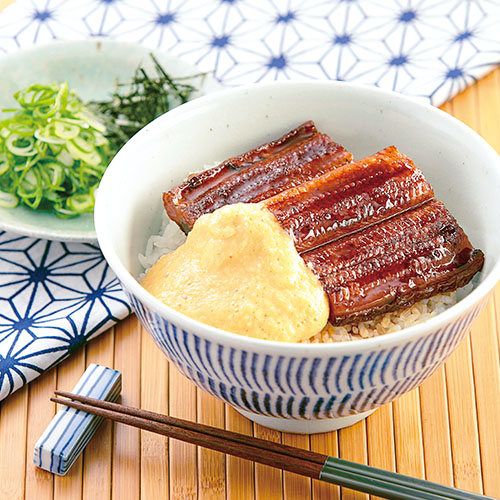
[0,38,218,242]
[95,81,500,433]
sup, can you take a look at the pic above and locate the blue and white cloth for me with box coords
[1,0,499,402]
[1,0,499,104]
[0,234,130,400]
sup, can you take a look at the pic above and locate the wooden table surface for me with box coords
[0,26,500,499]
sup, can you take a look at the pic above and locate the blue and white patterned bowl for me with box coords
[95,81,500,433]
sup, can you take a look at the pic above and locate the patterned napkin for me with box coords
[1,0,499,401]
[0,234,130,400]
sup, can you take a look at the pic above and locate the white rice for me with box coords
[304,292,457,343]
[138,214,186,274]
[139,211,475,343]
[138,161,219,277]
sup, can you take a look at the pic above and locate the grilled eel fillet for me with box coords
[163,121,353,232]
[162,126,484,326]
[301,199,484,325]
[264,146,435,253]
[262,145,483,324]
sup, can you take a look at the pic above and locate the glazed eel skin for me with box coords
[163,121,353,232]
[162,123,484,326]
[263,146,435,253]
[262,145,484,324]
[302,199,484,325]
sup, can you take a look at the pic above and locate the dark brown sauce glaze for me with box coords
[264,146,434,253]
[302,199,484,325]
[163,121,352,232]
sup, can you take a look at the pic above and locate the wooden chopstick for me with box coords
[54,390,327,465]
[51,392,495,500]
[52,392,321,478]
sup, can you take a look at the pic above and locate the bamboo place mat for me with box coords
[0,66,500,500]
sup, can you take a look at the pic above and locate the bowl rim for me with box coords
[95,79,500,354]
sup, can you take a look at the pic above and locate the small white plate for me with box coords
[0,39,218,242]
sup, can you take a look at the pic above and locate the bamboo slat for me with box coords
[310,431,340,500]
[338,419,368,500]
[469,301,500,498]
[494,288,500,359]
[418,366,454,486]
[169,364,198,500]
[282,433,311,500]
[254,424,283,500]
[0,385,28,500]
[53,348,85,500]
[366,403,396,500]
[197,391,226,499]
[476,69,500,151]
[24,370,56,500]
[444,339,483,493]
[225,407,254,500]
[140,327,170,500]
[83,329,115,500]
[392,389,425,480]
[470,70,500,499]
[0,59,499,500]
[112,316,141,500]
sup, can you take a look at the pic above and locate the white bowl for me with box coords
[95,81,500,433]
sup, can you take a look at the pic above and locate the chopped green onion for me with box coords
[66,192,94,213]
[34,128,65,145]
[7,122,35,136]
[6,134,37,156]
[53,206,79,219]
[0,55,201,217]
[54,120,80,140]
[75,110,106,133]
[0,82,115,217]
[0,190,18,208]
[56,149,74,167]
[66,141,101,166]
[40,162,64,188]
[71,131,95,153]
[0,155,8,175]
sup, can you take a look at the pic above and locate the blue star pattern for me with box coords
[0,0,499,401]
[0,0,498,104]
[0,232,130,400]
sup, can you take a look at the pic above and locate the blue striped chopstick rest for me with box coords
[54,384,122,475]
[34,363,121,475]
